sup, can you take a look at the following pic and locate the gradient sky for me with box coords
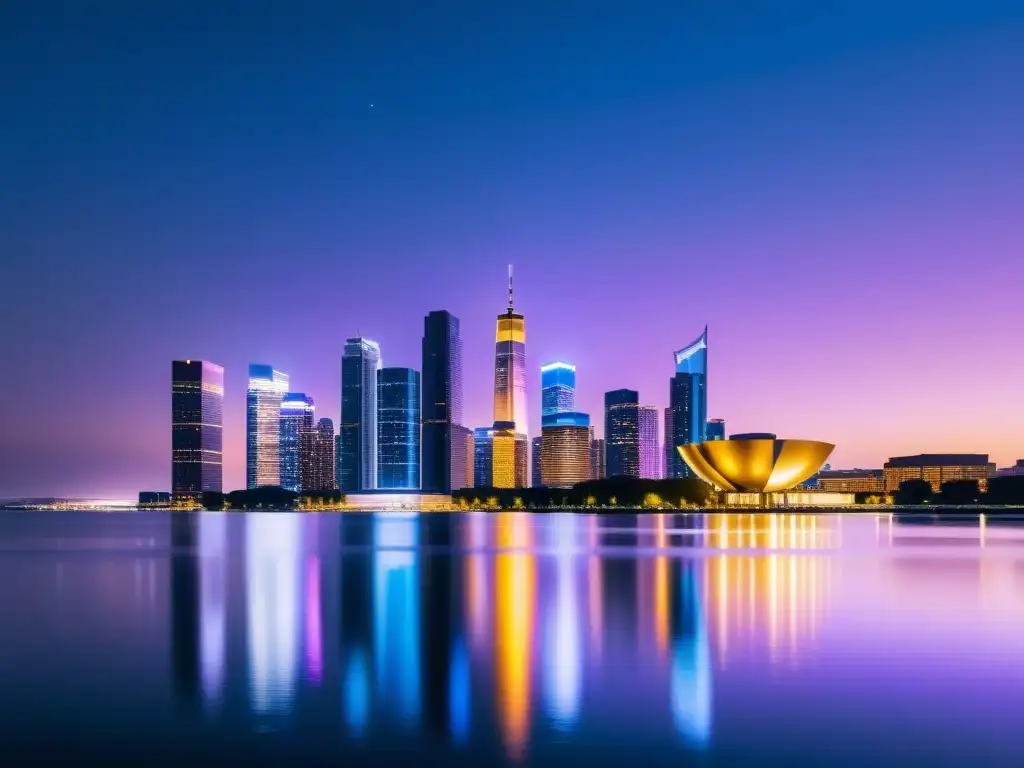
[2,1,1023,497]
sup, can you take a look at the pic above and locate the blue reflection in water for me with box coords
[449,636,470,745]
[543,515,582,729]
[671,560,712,746]
[374,514,421,725]
[199,514,227,715]
[344,648,370,736]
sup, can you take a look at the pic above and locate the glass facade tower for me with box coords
[172,360,224,497]
[301,417,336,492]
[668,327,708,479]
[246,364,289,489]
[491,267,528,487]
[473,428,494,488]
[706,418,726,441]
[605,389,640,478]
[639,405,659,479]
[531,436,543,487]
[279,393,315,492]
[540,411,591,488]
[377,367,421,490]
[340,338,382,492]
[421,310,464,493]
[541,361,575,416]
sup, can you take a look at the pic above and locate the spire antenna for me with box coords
[507,264,514,313]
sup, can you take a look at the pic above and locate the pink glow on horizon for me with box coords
[305,556,322,685]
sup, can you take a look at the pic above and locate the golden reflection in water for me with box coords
[587,515,603,661]
[654,515,670,659]
[464,514,490,653]
[495,512,535,763]
[704,514,830,667]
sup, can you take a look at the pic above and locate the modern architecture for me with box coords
[172,360,223,497]
[300,417,336,492]
[541,361,575,416]
[246,364,288,488]
[491,267,528,487]
[590,438,606,480]
[340,338,382,492]
[377,367,421,490]
[605,389,640,477]
[883,454,996,493]
[668,327,708,478]
[473,427,494,488]
[541,412,591,488]
[639,404,659,479]
[817,469,884,494]
[706,418,726,441]
[491,421,527,489]
[678,433,834,493]
[279,393,315,492]
[531,436,543,487]
[421,310,464,493]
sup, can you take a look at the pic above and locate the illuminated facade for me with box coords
[451,425,474,490]
[300,417,336,491]
[531,436,543,487]
[590,438,606,480]
[605,389,640,478]
[246,364,289,489]
[377,367,420,490]
[541,412,591,488]
[172,360,224,497]
[706,418,726,441]
[341,338,382,492]
[883,454,995,493]
[817,469,883,494]
[473,427,493,488]
[492,267,527,436]
[492,421,527,489]
[421,310,463,493]
[668,327,708,478]
[639,404,659,479]
[678,434,835,493]
[279,393,315,492]
[541,361,575,416]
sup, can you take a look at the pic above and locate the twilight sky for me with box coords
[1,1,1023,498]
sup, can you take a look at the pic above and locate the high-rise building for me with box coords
[668,327,708,478]
[279,393,315,492]
[340,338,382,492]
[664,406,674,480]
[492,421,527,489]
[334,434,342,490]
[491,267,528,487]
[706,418,726,441]
[541,361,575,416]
[531,436,543,487]
[473,427,494,488]
[246,364,289,488]
[605,389,640,478]
[301,418,336,492]
[172,360,223,498]
[541,412,591,488]
[639,405,659,479]
[451,425,474,490]
[377,367,421,490]
[590,438,606,480]
[421,310,464,493]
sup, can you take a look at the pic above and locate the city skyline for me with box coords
[3,2,1024,497]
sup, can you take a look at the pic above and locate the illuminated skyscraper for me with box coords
[473,427,494,488]
[706,418,726,441]
[334,434,342,489]
[341,338,382,492]
[247,364,289,489]
[172,360,224,497]
[301,418,336,491]
[491,267,528,487]
[492,422,527,489]
[604,389,640,478]
[668,327,708,479]
[664,407,674,479]
[639,405,659,479]
[451,425,474,490]
[541,362,575,416]
[279,393,315,492]
[531,436,543,488]
[590,438,606,480]
[421,310,464,493]
[541,412,591,488]
[377,367,421,490]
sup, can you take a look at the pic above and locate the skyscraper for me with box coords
[639,405,659,479]
[172,360,223,498]
[301,418,336,492]
[246,364,289,489]
[451,425,473,491]
[531,436,543,487]
[340,338,382,492]
[377,367,421,490]
[541,412,591,488]
[605,389,640,478]
[421,310,464,493]
[473,427,494,488]
[664,407,675,479]
[668,327,708,479]
[491,267,528,487]
[541,361,575,416]
[590,438,606,480]
[279,393,315,492]
[334,434,342,490]
[706,418,726,441]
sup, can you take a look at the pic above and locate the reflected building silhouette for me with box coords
[541,515,583,729]
[170,515,200,708]
[199,514,227,713]
[340,515,374,737]
[670,558,712,746]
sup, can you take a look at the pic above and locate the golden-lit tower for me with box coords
[492,266,528,487]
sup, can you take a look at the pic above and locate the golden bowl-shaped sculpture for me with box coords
[678,437,834,493]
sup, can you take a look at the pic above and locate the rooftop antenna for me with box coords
[507,264,514,314]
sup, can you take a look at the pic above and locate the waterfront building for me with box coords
[279,393,315,492]
[706,418,726,441]
[246,364,289,489]
[421,310,464,493]
[491,421,527,488]
[605,389,640,478]
[993,460,1024,478]
[668,327,708,478]
[664,407,674,480]
[531,436,543,487]
[334,434,342,490]
[377,367,421,490]
[883,454,996,493]
[678,433,834,493]
[817,469,884,494]
[300,418,336,492]
[590,438,606,480]
[340,338,382,492]
[541,412,591,488]
[473,427,494,488]
[491,267,528,487]
[172,360,224,497]
[139,491,171,508]
[541,361,575,416]
[451,425,474,490]
[639,404,659,479]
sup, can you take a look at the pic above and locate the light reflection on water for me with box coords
[4,510,1024,764]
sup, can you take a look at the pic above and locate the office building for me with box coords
[706,418,726,441]
[664,407,674,480]
[639,404,659,479]
[377,367,421,490]
[541,361,575,416]
[668,327,708,478]
[172,360,224,497]
[473,427,494,488]
[279,393,315,492]
[590,438,606,480]
[491,267,528,487]
[246,364,289,488]
[301,418,336,492]
[531,435,543,487]
[421,310,464,493]
[993,460,1024,478]
[605,389,640,477]
[334,434,342,490]
[817,469,884,494]
[883,454,995,493]
[340,338,382,492]
[541,412,591,488]
[491,421,527,489]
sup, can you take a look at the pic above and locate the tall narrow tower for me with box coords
[491,266,528,487]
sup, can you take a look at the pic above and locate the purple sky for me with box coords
[1,2,1023,497]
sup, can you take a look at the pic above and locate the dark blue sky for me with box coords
[2,1,1023,496]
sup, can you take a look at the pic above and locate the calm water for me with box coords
[1,510,1022,765]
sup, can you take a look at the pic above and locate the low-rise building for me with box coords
[883,454,995,493]
[818,469,884,494]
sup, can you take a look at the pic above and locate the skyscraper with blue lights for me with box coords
[668,327,708,478]
[541,361,575,416]
[706,418,726,441]
[473,427,493,488]
[377,367,420,490]
[341,338,381,492]
[247,364,289,489]
[279,393,315,492]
